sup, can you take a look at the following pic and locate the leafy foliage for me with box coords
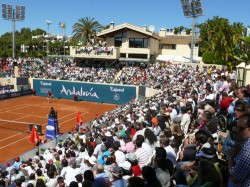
[202,51,214,64]
[173,26,191,35]
[198,16,246,69]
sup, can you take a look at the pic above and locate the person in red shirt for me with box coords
[73,94,79,102]
[219,92,234,112]
[127,153,142,177]
[47,91,53,103]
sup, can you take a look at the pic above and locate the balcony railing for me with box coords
[70,46,119,59]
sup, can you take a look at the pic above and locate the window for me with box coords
[114,32,127,38]
[159,44,176,50]
[129,38,148,48]
[114,38,122,47]
[120,53,126,57]
[114,32,127,47]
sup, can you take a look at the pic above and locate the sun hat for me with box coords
[105,131,112,137]
[89,156,97,165]
[119,161,131,171]
[111,165,123,178]
[84,154,90,160]
[127,153,137,162]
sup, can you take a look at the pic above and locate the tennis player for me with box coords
[47,91,53,103]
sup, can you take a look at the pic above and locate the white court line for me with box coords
[5,105,31,113]
[20,104,83,112]
[0,115,35,127]
[0,111,89,150]
[0,104,28,111]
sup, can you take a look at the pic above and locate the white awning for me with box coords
[156,55,201,63]
[119,57,149,63]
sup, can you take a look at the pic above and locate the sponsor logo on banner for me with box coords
[10,92,21,97]
[40,81,52,86]
[60,85,99,99]
[110,87,124,92]
[113,93,120,100]
[46,125,55,131]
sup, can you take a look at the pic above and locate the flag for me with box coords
[58,21,61,28]
[30,125,40,144]
[76,111,83,124]
[61,22,65,29]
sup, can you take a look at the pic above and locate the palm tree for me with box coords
[72,17,102,45]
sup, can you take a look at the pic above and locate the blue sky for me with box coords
[0,0,249,37]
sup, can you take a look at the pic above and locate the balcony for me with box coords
[70,46,119,59]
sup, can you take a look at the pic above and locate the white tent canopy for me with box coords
[156,55,201,63]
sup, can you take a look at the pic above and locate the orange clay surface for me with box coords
[0,95,118,164]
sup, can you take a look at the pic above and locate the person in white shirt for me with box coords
[135,136,152,169]
[205,87,215,101]
[60,160,81,186]
[45,171,57,187]
[113,141,126,166]
[169,104,178,122]
[159,135,176,166]
[180,106,191,134]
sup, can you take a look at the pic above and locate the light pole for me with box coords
[2,4,25,59]
[181,0,203,63]
[45,20,51,56]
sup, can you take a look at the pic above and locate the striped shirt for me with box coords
[135,146,151,169]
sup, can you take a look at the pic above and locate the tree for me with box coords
[0,28,47,58]
[235,36,250,65]
[173,26,191,34]
[198,16,245,69]
[72,17,102,45]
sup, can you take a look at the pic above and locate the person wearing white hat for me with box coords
[89,155,97,166]
[105,131,114,148]
[80,154,91,174]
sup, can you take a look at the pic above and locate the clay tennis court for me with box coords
[0,95,118,164]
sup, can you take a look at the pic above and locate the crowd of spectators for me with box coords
[0,58,118,84]
[1,57,250,187]
[0,58,15,78]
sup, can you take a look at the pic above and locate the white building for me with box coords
[69,22,201,65]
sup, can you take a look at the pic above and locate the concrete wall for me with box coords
[160,44,198,57]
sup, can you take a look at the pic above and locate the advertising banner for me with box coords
[33,79,136,104]
[46,117,60,140]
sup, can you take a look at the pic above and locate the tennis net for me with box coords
[0,119,42,134]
